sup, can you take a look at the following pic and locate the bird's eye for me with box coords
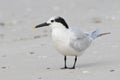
[51,20,54,22]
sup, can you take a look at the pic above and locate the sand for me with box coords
[0,0,120,80]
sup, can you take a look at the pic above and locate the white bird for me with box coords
[34,16,110,69]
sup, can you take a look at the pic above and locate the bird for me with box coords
[33,16,110,69]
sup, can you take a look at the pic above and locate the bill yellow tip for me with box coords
[32,26,36,29]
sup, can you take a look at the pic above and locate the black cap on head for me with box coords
[55,17,69,29]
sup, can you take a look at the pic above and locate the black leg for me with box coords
[61,56,67,69]
[73,56,77,68]
[64,56,67,68]
[69,56,77,69]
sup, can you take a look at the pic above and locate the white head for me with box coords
[34,16,69,29]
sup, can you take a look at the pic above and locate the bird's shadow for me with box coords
[76,60,113,69]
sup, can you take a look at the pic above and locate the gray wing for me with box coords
[69,28,92,52]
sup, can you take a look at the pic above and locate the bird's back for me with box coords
[69,28,92,53]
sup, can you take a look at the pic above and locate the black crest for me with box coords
[55,17,69,29]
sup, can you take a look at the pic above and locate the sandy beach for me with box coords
[0,0,120,80]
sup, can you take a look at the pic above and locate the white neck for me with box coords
[51,23,69,41]
[50,23,68,31]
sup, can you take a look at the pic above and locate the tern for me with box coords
[34,16,110,69]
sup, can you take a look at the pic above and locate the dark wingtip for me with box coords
[97,32,111,37]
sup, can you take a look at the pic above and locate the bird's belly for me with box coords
[53,40,83,56]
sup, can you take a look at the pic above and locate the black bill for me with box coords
[35,22,50,28]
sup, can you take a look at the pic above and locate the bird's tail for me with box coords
[90,29,111,40]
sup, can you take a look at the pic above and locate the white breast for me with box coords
[51,23,92,56]
[52,29,85,56]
